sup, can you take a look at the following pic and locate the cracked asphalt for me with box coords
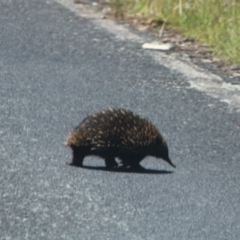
[0,0,240,239]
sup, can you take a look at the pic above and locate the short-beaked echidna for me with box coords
[65,108,176,169]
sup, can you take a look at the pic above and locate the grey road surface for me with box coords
[1,0,240,239]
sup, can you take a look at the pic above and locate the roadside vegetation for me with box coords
[109,0,240,64]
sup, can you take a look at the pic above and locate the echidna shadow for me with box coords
[77,165,174,174]
[65,108,176,172]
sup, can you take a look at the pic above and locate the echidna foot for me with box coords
[105,158,118,169]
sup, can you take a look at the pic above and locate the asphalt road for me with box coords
[1,0,240,239]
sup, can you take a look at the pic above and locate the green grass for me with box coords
[109,0,240,64]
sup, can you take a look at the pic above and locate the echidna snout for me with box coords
[151,136,176,168]
[154,148,176,168]
[159,146,176,168]
[163,156,176,168]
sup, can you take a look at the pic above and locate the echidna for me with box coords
[65,108,175,169]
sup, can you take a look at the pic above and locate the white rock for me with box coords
[142,41,174,51]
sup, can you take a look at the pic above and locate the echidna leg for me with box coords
[69,148,84,167]
[104,157,118,169]
[133,157,145,170]
[120,159,130,168]
[123,156,144,170]
[119,156,132,168]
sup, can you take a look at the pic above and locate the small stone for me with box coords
[142,41,174,51]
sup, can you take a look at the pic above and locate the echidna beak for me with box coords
[166,157,176,168]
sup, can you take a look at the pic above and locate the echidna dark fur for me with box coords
[65,108,176,169]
